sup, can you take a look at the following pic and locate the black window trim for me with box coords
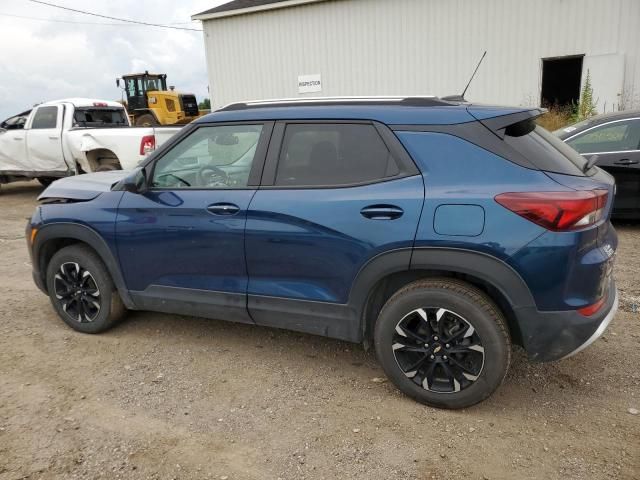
[260,119,420,190]
[145,120,275,191]
[564,117,640,155]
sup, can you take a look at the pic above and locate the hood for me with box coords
[38,170,129,201]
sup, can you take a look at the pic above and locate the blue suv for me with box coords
[26,97,618,408]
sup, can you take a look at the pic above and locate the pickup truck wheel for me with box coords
[135,114,158,127]
[37,177,55,187]
[95,164,117,172]
[374,278,511,409]
[45,245,125,334]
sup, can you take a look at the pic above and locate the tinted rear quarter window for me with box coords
[504,120,586,175]
[275,123,400,186]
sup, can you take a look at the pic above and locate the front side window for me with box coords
[567,119,640,154]
[152,124,263,189]
[31,106,58,129]
[275,123,399,187]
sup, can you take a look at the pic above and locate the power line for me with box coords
[0,12,198,26]
[27,0,203,31]
[0,12,145,25]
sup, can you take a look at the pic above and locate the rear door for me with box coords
[245,121,424,339]
[25,105,67,172]
[565,118,640,215]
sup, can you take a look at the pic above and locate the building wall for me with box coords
[201,0,640,111]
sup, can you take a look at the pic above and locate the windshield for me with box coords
[73,108,128,127]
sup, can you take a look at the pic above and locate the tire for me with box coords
[135,113,158,127]
[37,177,55,187]
[45,244,126,334]
[374,278,511,409]
[95,163,118,172]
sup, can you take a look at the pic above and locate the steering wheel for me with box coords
[198,165,228,187]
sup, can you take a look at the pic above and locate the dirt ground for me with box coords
[0,180,638,480]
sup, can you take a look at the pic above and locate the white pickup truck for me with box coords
[0,98,182,186]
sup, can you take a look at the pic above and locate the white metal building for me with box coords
[193,0,640,112]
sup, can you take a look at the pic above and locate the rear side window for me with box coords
[504,120,586,175]
[275,123,400,186]
[73,108,128,127]
[31,106,58,129]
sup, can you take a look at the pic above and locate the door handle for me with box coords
[207,202,240,216]
[13,137,23,141]
[613,158,638,165]
[360,204,404,220]
[49,136,59,140]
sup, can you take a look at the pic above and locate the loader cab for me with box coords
[121,73,168,112]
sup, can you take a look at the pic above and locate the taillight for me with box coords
[495,189,608,231]
[140,135,156,155]
[577,296,606,316]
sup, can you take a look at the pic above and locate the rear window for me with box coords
[504,119,587,176]
[73,108,128,127]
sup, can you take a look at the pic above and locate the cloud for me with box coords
[0,0,226,120]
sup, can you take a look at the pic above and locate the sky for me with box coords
[0,0,228,120]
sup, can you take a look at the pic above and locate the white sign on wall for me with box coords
[298,74,322,94]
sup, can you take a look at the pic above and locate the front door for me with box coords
[25,105,67,173]
[116,122,272,323]
[245,121,424,340]
[566,117,640,215]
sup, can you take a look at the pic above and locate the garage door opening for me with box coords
[541,55,584,108]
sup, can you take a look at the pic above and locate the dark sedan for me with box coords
[555,110,640,219]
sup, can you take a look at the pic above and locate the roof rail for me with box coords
[219,96,458,111]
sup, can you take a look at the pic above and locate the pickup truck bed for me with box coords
[0,98,182,185]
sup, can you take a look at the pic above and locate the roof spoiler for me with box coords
[467,107,547,139]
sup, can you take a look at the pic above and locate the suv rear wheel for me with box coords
[45,245,125,333]
[374,278,511,409]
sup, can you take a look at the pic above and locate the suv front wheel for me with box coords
[374,278,511,409]
[45,245,125,333]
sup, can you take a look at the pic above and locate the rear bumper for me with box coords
[517,277,618,362]
[559,289,618,360]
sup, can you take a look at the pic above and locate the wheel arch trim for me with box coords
[348,247,536,339]
[33,222,136,309]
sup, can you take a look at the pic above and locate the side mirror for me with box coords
[116,78,120,88]
[119,168,148,194]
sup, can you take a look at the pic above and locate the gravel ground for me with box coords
[0,180,638,480]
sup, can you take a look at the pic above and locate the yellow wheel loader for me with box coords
[117,71,204,126]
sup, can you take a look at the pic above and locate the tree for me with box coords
[571,70,597,122]
[198,98,211,111]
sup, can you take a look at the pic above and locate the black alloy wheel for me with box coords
[392,307,484,393]
[53,262,101,323]
[374,278,511,409]
[46,244,125,333]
